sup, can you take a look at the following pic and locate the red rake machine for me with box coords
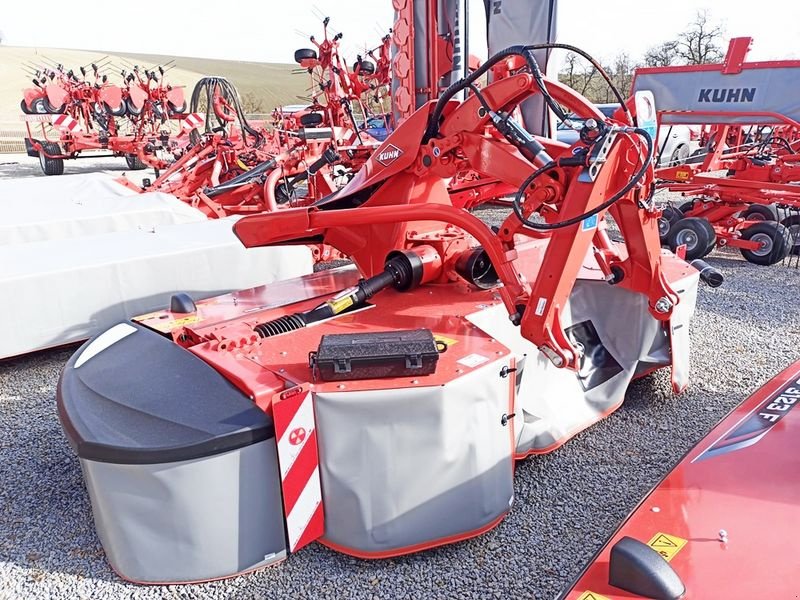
[632,37,800,265]
[20,59,189,175]
[57,34,718,583]
[133,21,394,225]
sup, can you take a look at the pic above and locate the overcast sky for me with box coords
[2,0,798,65]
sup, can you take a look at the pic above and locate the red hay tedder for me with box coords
[632,37,800,265]
[20,59,189,175]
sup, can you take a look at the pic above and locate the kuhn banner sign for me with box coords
[633,64,800,125]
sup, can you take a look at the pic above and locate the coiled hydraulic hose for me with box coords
[189,76,263,146]
[511,127,654,231]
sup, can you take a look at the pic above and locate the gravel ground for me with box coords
[1,172,799,599]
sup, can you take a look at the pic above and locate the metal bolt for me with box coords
[432,146,441,157]
[654,297,673,313]
[651,506,661,513]
[337,384,346,389]
[718,529,728,543]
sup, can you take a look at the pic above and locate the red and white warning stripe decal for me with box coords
[181,112,204,132]
[19,114,52,123]
[51,114,82,133]
[272,385,324,553]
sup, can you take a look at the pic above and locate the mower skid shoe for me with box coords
[57,323,287,583]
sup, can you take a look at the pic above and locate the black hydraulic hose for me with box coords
[512,128,654,231]
[423,44,569,143]
[203,157,277,198]
[524,43,632,125]
[253,253,418,338]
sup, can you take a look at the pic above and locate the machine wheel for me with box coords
[126,98,143,116]
[697,217,717,258]
[125,154,147,170]
[30,98,49,114]
[741,204,778,222]
[20,99,32,114]
[300,112,324,127]
[353,59,376,75]
[669,144,690,166]
[38,141,64,176]
[739,222,792,265]
[779,215,800,256]
[658,206,683,244]
[44,98,66,114]
[294,48,318,64]
[169,101,187,115]
[107,102,127,117]
[667,217,713,261]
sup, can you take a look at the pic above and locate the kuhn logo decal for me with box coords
[698,87,756,103]
[376,144,402,167]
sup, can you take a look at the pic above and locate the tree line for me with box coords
[558,10,725,103]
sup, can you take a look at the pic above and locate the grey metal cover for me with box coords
[314,358,515,556]
[467,275,698,455]
[82,441,287,584]
[634,65,800,125]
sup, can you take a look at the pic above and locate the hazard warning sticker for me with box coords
[577,592,611,600]
[647,532,687,562]
[434,334,458,347]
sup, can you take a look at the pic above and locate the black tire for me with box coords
[169,101,187,115]
[658,206,683,244]
[294,48,317,64]
[20,99,32,115]
[739,221,792,265]
[126,97,142,116]
[741,203,778,222]
[44,98,66,114]
[697,217,717,258]
[107,102,127,117]
[125,154,147,170]
[300,112,324,127]
[668,144,690,167]
[38,141,64,176]
[667,217,713,261]
[353,59,376,75]
[30,98,48,114]
[779,215,800,256]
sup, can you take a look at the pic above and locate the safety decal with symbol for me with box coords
[647,532,688,562]
[289,427,307,446]
[577,592,611,600]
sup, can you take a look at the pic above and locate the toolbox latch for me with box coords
[405,354,422,370]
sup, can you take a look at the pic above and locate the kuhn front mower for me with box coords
[58,38,714,584]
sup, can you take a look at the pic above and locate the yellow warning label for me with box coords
[433,334,458,347]
[327,295,354,314]
[152,315,200,332]
[647,532,688,562]
[675,170,691,181]
[577,592,611,600]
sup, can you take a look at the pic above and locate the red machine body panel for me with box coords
[564,359,800,600]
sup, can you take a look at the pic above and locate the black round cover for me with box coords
[57,323,274,464]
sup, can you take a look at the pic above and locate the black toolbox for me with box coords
[309,328,443,381]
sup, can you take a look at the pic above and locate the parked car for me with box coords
[556,103,700,166]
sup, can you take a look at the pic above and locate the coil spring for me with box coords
[253,314,306,338]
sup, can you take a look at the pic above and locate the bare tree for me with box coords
[644,41,679,67]
[611,52,635,97]
[676,10,724,64]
